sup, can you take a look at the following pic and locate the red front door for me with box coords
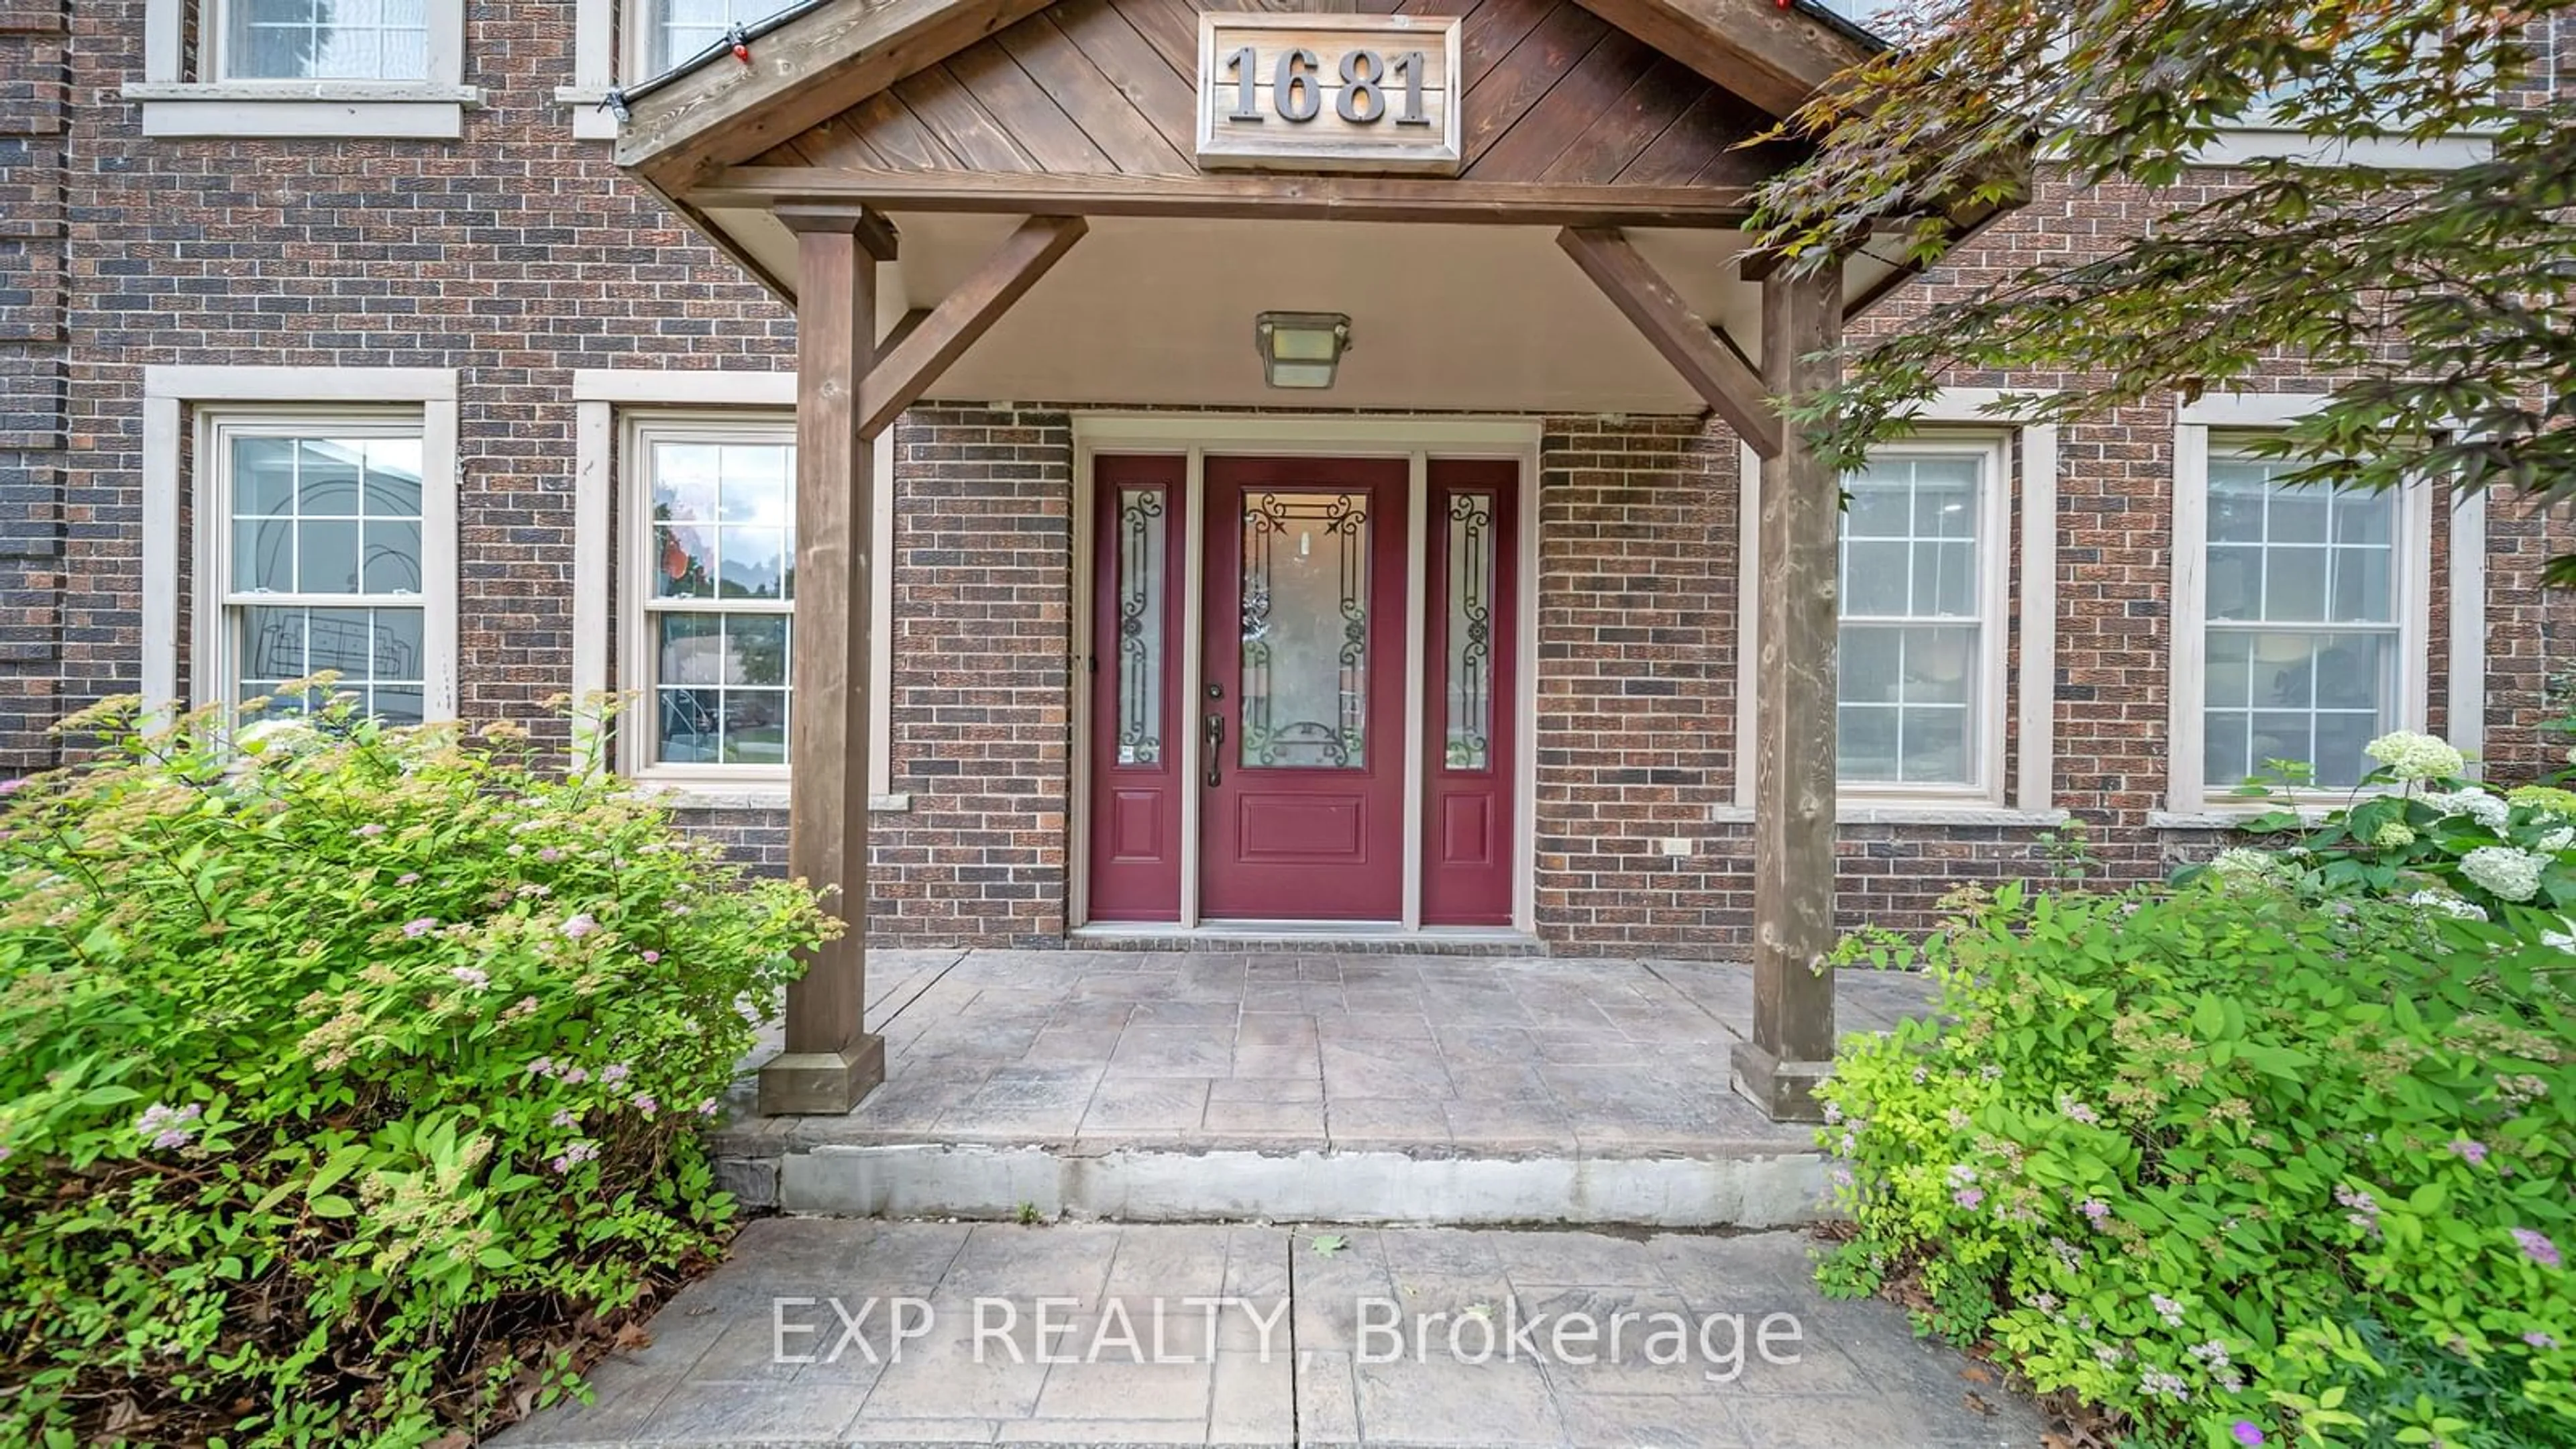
[1199,457,1409,921]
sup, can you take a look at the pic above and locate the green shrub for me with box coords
[1820,880,2576,1447]
[0,690,832,1447]
[2196,730,2576,926]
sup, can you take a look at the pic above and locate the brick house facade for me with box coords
[2,0,2569,957]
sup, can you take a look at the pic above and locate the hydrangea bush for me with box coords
[0,690,830,1447]
[1821,880,2575,1447]
[2198,729,2576,928]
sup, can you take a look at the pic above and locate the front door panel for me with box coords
[1200,457,1408,921]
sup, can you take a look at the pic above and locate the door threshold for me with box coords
[1068,922,1545,955]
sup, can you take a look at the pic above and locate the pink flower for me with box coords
[2512,1228,2561,1269]
[1953,1188,1984,1210]
[2232,1423,2265,1446]
[561,913,598,938]
[404,917,437,937]
[449,965,489,991]
[2452,1139,2489,1165]
[641,950,661,963]
[396,872,421,885]
[537,847,561,863]
[696,1097,720,1117]
[354,822,385,838]
[633,1094,658,1118]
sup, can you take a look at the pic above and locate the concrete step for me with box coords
[712,1136,1830,1230]
[716,949,1889,1229]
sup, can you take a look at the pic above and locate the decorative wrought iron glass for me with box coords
[1114,488,1167,765]
[1444,492,1495,770]
[2201,453,2398,790]
[1836,452,1983,786]
[223,0,431,80]
[225,429,427,722]
[1238,492,1370,768]
[645,437,796,765]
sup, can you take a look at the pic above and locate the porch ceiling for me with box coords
[709,208,1908,415]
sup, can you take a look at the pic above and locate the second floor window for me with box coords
[641,0,770,76]
[221,0,431,80]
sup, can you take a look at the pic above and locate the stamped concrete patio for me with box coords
[494,1218,2044,1448]
[717,951,1938,1224]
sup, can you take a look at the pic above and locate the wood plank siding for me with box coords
[747,0,1795,189]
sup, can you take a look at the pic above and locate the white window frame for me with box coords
[129,0,477,138]
[558,0,791,139]
[1729,390,2063,825]
[569,370,902,810]
[2166,393,2435,816]
[141,366,461,723]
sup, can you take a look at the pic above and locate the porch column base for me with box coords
[1729,1041,1833,1124]
[758,1038,887,1116]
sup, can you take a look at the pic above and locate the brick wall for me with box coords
[17,0,798,773]
[6,5,2569,960]
[873,407,1075,948]
[0,0,69,765]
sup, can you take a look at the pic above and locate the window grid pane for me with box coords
[224,428,427,726]
[1837,453,1984,788]
[225,0,431,80]
[643,434,797,767]
[2201,455,2399,792]
[648,0,778,73]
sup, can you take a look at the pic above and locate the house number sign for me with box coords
[1195,13,1464,175]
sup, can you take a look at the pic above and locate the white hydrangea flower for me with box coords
[2408,889,2489,922]
[2540,920,2576,955]
[2423,788,2511,832]
[2364,731,2465,782]
[2536,827,2575,855]
[2460,847,2546,904]
[2208,848,2277,879]
[2372,822,2417,849]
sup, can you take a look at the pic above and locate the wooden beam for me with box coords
[856,215,1087,439]
[1573,0,1871,118]
[690,166,1760,229]
[617,0,1059,191]
[1731,257,1843,1124]
[879,306,934,356]
[759,214,889,1116]
[1556,226,1783,457]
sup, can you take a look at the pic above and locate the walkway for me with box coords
[496,1218,2045,1447]
[724,949,1939,1159]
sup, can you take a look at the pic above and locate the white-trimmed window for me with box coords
[559,0,794,137]
[129,0,474,138]
[2170,398,2432,812]
[572,370,900,806]
[1733,396,2057,822]
[207,415,438,722]
[1835,439,2010,794]
[143,366,461,725]
[627,417,798,770]
[221,0,431,80]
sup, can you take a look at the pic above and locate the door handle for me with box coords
[1204,712,1225,787]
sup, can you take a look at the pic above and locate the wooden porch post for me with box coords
[1731,258,1843,1123]
[760,207,898,1115]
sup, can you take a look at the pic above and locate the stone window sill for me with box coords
[124,82,480,139]
[2149,806,2332,831]
[629,780,912,815]
[1709,804,2072,828]
[553,86,623,140]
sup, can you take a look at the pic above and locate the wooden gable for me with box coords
[744,0,1796,190]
